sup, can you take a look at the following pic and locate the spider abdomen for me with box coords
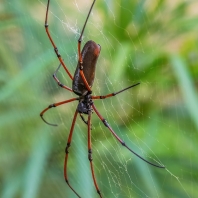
[72,40,101,96]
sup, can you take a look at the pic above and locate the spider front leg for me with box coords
[92,103,165,169]
[64,110,81,198]
[53,63,73,92]
[92,82,140,100]
[77,0,96,92]
[45,0,73,80]
[40,97,78,126]
[87,111,102,198]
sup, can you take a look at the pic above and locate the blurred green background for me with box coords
[1,0,198,197]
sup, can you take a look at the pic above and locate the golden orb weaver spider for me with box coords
[40,0,165,197]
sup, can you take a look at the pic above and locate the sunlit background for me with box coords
[1,0,198,197]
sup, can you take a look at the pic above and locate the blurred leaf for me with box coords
[170,54,198,130]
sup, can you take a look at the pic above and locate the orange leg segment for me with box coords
[64,110,81,198]
[87,111,102,198]
[45,0,73,80]
[40,97,78,126]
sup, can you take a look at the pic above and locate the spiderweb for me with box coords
[18,0,197,197]
[36,1,196,197]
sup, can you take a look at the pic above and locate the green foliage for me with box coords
[0,0,198,197]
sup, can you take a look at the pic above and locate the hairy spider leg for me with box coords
[92,104,165,169]
[53,63,73,92]
[77,0,97,92]
[64,110,81,198]
[45,0,73,80]
[92,83,140,100]
[40,97,79,126]
[87,111,102,198]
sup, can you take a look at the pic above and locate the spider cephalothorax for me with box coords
[77,94,93,115]
[40,0,165,197]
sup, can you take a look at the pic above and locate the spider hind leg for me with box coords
[64,110,81,198]
[92,103,165,169]
[87,111,102,198]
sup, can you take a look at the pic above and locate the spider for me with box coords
[40,0,165,197]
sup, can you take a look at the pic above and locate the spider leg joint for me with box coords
[65,143,71,154]
[45,24,49,27]
[48,104,56,108]
[102,119,109,127]
[88,90,92,95]
[65,179,69,184]
[58,82,63,87]
[54,47,61,57]
[121,141,126,146]
[97,190,101,196]
[88,149,93,161]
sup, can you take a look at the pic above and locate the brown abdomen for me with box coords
[72,40,101,96]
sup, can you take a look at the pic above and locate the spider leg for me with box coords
[79,113,93,131]
[79,70,92,92]
[77,0,96,92]
[92,82,140,100]
[87,111,102,198]
[45,0,73,80]
[91,103,165,169]
[78,0,96,59]
[53,63,73,92]
[64,110,81,198]
[40,97,79,126]
[79,113,88,125]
